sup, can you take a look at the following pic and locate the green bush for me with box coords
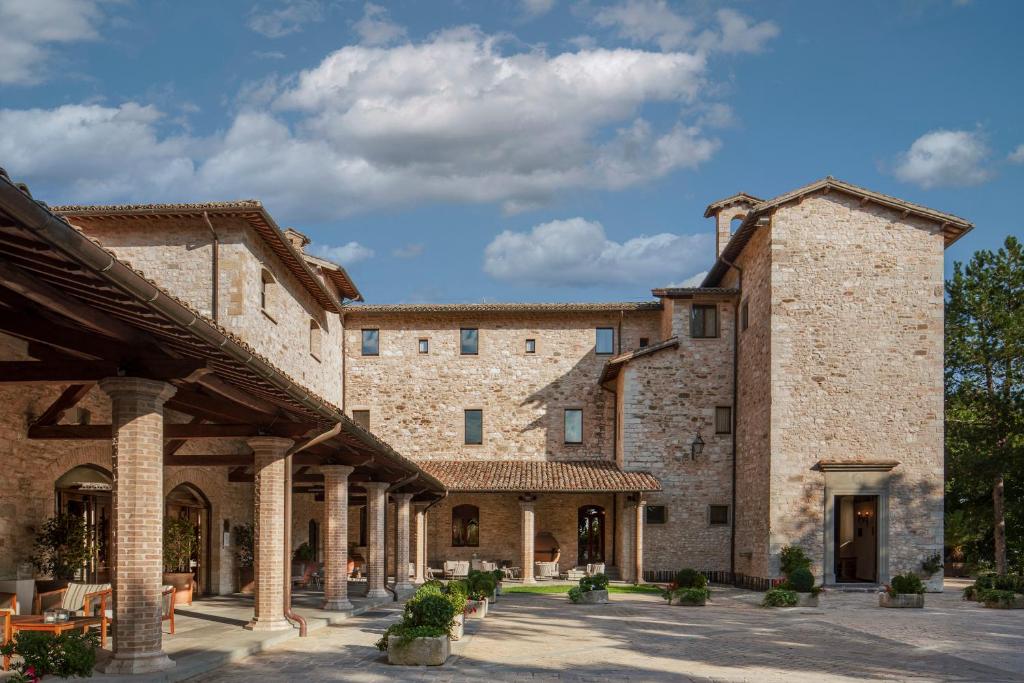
[671,587,709,605]
[0,630,99,679]
[788,567,814,593]
[467,570,497,598]
[673,568,707,589]
[921,553,943,575]
[568,586,583,603]
[979,589,1020,605]
[779,546,811,575]
[762,588,798,607]
[579,573,609,592]
[888,573,925,596]
[992,574,1024,593]
[375,585,460,650]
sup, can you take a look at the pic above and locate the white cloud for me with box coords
[664,271,707,288]
[483,217,711,287]
[893,129,992,189]
[311,241,375,264]
[593,1,778,54]
[0,0,105,84]
[1008,144,1024,164]
[352,3,406,46]
[247,0,323,38]
[521,0,555,18]
[392,243,425,259]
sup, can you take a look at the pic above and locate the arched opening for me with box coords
[729,216,744,237]
[578,505,605,564]
[451,504,479,547]
[166,483,212,598]
[54,465,113,582]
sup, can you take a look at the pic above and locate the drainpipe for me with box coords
[202,211,219,322]
[282,451,307,636]
[721,256,742,579]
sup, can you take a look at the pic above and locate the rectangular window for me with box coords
[741,299,749,331]
[418,338,429,354]
[564,409,583,444]
[460,328,478,355]
[709,505,730,526]
[690,304,718,338]
[595,327,614,354]
[361,329,379,356]
[639,337,649,348]
[464,409,483,445]
[715,406,732,434]
[645,505,667,525]
[352,410,370,430]
[525,338,536,354]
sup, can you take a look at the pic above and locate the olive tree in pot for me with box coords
[233,523,255,593]
[32,514,91,587]
[163,516,197,605]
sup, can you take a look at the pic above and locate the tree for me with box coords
[32,514,92,580]
[945,236,1024,573]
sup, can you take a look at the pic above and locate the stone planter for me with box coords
[671,595,706,606]
[495,582,503,596]
[466,598,488,618]
[577,589,609,604]
[795,593,819,607]
[879,592,924,608]
[449,613,465,640]
[387,635,449,666]
[983,596,1024,609]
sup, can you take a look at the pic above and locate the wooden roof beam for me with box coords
[29,420,316,440]
[30,384,94,427]
[0,360,209,385]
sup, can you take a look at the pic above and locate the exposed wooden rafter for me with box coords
[30,384,93,426]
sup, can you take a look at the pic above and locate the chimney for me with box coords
[703,193,761,258]
[283,228,311,253]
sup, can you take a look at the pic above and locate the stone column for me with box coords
[520,499,536,584]
[633,497,647,585]
[391,493,414,594]
[363,482,389,599]
[321,465,354,611]
[99,377,177,675]
[413,503,428,583]
[246,436,293,631]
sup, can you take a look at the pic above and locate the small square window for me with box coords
[464,409,483,445]
[741,299,749,331]
[595,327,614,354]
[461,328,478,355]
[361,329,379,356]
[709,505,730,526]
[418,338,429,354]
[352,410,370,430]
[525,338,536,354]
[690,305,718,338]
[639,337,649,348]
[564,409,582,444]
[645,505,667,525]
[715,406,732,434]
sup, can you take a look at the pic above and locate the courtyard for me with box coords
[192,580,1024,683]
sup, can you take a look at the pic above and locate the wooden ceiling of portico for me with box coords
[0,189,436,499]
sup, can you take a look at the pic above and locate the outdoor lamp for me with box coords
[690,433,705,460]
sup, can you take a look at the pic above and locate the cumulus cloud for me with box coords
[392,243,425,259]
[892,129,992,189]
[311,241,375,264]
[352,3,406,46]
[483,217,711,287]
[247,0,323,38]
[0,0,105,84]
[593,1,778,54]
[1008,144,1024,164]
[521,0,555,18]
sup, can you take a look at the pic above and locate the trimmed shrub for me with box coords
[779,546,811,575]
[568,587,583,603]
[762,588,798,608]
[671,587,710,605]
[375,585,460,650]
[674,569,707,589]
[579,573,609,592]
[467,570,497,599]
[888,573,925,596]
[788,567,814,593]
[979,589,1020,606]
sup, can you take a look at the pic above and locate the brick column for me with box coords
[321,465,354,611]
[413,503,428,583]
[99,377,177,675]
[246,436,293,631]
[633,497,646,585]
[391,493,414,593]
[520,499,536,584]
[363,482,389,599]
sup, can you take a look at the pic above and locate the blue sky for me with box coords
[1,0,1020,303]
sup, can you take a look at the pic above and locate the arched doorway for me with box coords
[54,465,112,582]
[578,505,605,565]
[165,484,212,597]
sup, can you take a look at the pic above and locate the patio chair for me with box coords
[162,585,176,635]
[443,561,470,579]
[292,563,317,588]
[34,582,111,617]
[0,593,15,616]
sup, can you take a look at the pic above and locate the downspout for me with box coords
[721,256,742,578]
[202,211,219,322]
[282,451,307,636]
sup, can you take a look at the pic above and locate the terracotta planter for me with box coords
[879,592,923,608]
[577,589,609,604]
[237,567,255,594]
[387,635,449,666]
[466,598,488,618]
[983,596,1024,609]
[449,613,465,641]
[163,572,195,605]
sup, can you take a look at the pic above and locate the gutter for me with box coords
[202,211,219,322]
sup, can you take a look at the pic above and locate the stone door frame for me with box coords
[822,467,894,586]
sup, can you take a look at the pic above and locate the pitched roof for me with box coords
[304,253,363,302]
[343,301,663,315]
[703,192,763,218]
[650,287,739,298]
[418,459,661,492]
[703,176,974,286]
[600,337,680,384]
[51,201,347,313]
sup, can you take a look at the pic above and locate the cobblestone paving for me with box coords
[198,583,1024,682]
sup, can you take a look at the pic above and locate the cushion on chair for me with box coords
[61,583,110,614]
[161,586,175,618]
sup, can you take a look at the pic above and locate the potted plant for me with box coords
[439,581,467,640]
[491,569,505,596]
[376,585,458,665]
[31,514,91,586]
[662,569,709,606]
[233,523,255,593]
[785,567,822,607]
[880,573,925,608]
[466,570,496,609]
[163,516,197,605]
[762,588,799,607]
[568,572,610,604]
[976,575,1024,609]
[465,589,489,618]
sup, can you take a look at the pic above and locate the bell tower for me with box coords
[703,193,762,257]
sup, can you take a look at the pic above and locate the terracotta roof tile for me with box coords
[419,460,661,492]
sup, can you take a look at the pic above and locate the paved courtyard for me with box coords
[195,581,1024,682]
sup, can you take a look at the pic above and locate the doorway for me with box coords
[834,495,878,583]
[166,484,212,597]
[577,505,605,564]
[54,465,113,583]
